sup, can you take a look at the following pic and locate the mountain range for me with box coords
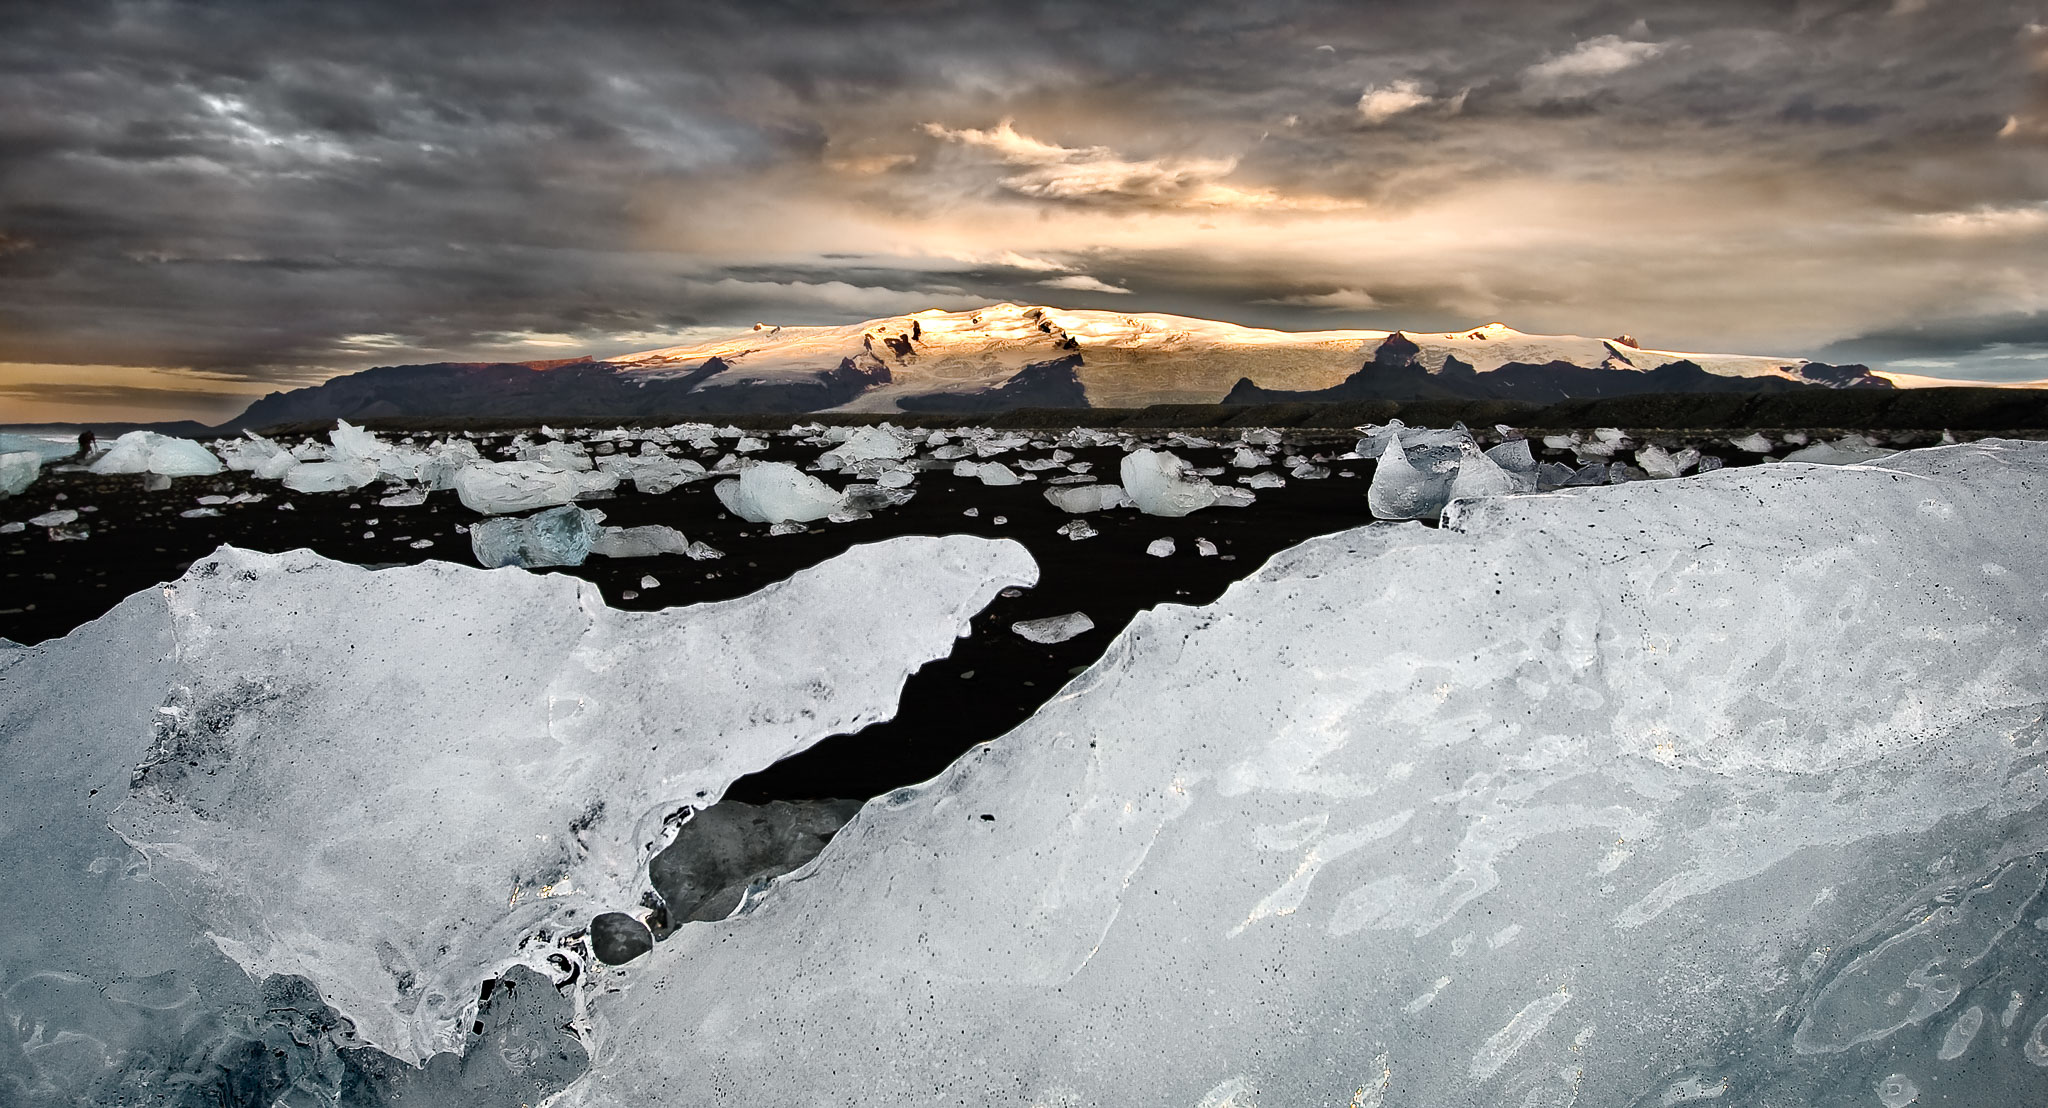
[226,304,1893,427]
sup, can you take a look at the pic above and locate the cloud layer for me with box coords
[3,0,2046,418]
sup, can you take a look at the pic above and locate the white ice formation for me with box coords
[87,430,225,478]
[470,504,603,568]
[0,451,40,497]
[558,439,2048,1106]
[713,461,844,524]
[1120,448,1255,517]
[1010,612,1095,644]
[0,535,1035,1081]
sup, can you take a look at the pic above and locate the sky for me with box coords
[3,0,2047,424]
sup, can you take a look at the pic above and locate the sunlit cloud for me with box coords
[1038,274,1132,295]
[1525,35,1668,82]
[1357,81,1433,125]
[1257,288,1382,311]
[922,119,1350,211]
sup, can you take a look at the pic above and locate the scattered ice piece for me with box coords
[734,436,768,453]
[1729,432,1773,453]
[284,459,381,495]
[1056,520,1099,540]
[640,575,660,589]
[195,494,231,506]
[1483,438,1538,492]
[597,454,707,494]
[1564,462,1608,487]
[469,505,602,568]
[1447,443,1516,503]
[409,539,433,549]
[590,525,691,559]
[1240,472,1286,489]
[1778,435,1893,466]
[0,452,43,497]
[1635,445,1689,479]
[1012,612,1095,644]
[877,469,915,489]
[1121,449,1248,517]
[1196,537,1218,556]
[181,508,221,519]
[685,541,725,560]
[0,521,22,533]
[992,516,1007,525]
[379,487,429,508]
[1288,462,1330,480]
[769,521,807,536]
[1697,455,1725,473]
[1608,463,1649,483]
[89,431,226,477]
[963,507,980,517]
[1367,433,1443,521]
[714,462,844,524]
[28,509,77,527]
[1045,483,1132,513]
[1146,538,1176,557]
[1781,431,1811,446]
[1230,447,1265,469]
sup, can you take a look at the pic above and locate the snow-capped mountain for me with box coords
[225,304,1889,427]
[611,304,1869,411]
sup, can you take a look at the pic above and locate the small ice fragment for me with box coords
[590,525,691,559]
[379,488,429,508]
[1229,447,1264,469]
[1608,463,1648,483]
[1012,612,1094,644]
[0,522,23,533]
[1045,484,1131,513]
[1056,520,1099,540]
[1635,445,1685,479]
[1448,443,1515,501]
[768,521,806,536]
[1146,538,1176,557]
[992,516,1007,525]
[684,541,724,560]
[713,462,843,524]
[409,539,433,549]
[963,507,980,517]
[1122,449,1241,517]
[0,452,43,497]
[284,459,381,495]
[1728,432,1772,453]
[469,505,601,569]
[640,575,659,589]
[1875,1073,1918,1108]
[1240,472,1285,489]
[181,508,221,519]
[28,509,77,527]
[1196,538,1218,556]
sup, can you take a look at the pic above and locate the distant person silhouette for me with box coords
[76,429,96,458]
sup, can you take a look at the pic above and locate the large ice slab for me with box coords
[567,440,2048,1107]
[1,535,1036,1081]
[86,430,225,478]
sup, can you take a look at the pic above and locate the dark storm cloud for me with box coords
[2,0,2046,412]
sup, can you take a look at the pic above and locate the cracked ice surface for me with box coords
[0,535,1036,1081]
[567,440,2048,1107]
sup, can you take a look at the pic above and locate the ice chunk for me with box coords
[590,524,691,559]
[1196,537,1218,556]
[1011,612,1095,643]
[1729,432,1773,453]
[28,508,78,527]
[1056,520,1099,540]
[969,462,1022,486]
[1778,435,1894,466]
[1483,438,1538,492]
[378,487,429,508]
[1367,433,1448,521]
[713,462,844,524]
[1121,449,1248,517]
[1045,483,1132,513]
[282,459,379,494]
[565,440,2048,1107]
[0,451,40,497]
[1446,442,1516,503]
[0,535,1035,1075]
[87,430,226,477]
[453,460,618,514]
[1635,444,1694,479]
[640,575,660,590]
[1230,447,1265,469]
[684,541,725,560]
[1240,471,1286,489]
[1146,537,1177,557]
[826,425,914,465]
[598,453,707,494]
[516,439,594,471]
[470,505,602,568]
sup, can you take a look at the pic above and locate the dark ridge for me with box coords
[895,354,1088,412]
[1221,354,1878,406]
[222,357,893,429]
